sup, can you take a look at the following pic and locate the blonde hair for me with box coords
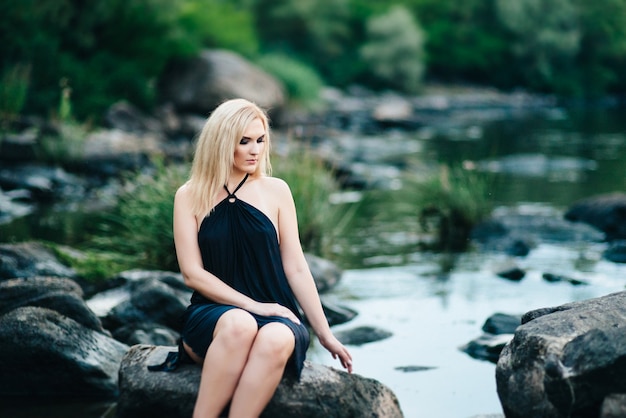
[187,98,272,218]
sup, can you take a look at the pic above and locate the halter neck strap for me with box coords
[224,173,249,198]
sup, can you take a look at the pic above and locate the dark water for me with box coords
[430,107,626,207]
[2,106,626,417]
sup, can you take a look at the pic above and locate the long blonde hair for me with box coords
[187,98,272,218]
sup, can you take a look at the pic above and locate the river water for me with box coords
[2,106,626,417]
[305,106,626,417]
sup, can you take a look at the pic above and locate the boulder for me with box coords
[305,252,343,293]
[460,333,513,364]
[601,394,626,418]
[460,313,520,363]
[0,276,105,332]
[565,193,626,241]
[496,291,626,418]
[0,163,86,202]
[482,313,522,335]
[101,273,191,333]
[471,206,604,255]
[0,306,128,398]
[117,345,404,418]
[80,129,163,177]
[158,49,285,115]
[0,242,77,280]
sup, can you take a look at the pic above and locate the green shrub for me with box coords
[256,53,325,107]
[0,0,195,120]
[52,245,137,282]
[90,160,188,272]
[495,0,581,93]
[36,83,90,166]
[359,5,426,93]
[0,64,31,129]
[177,0,259,57]
[273,147,356,258]
[408,165,493,251]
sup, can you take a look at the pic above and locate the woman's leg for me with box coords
[227,322,296,418]
[187,308,258,418]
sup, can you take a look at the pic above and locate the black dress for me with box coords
[180,174,310,378]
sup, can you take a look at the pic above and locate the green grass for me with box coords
[272,146,357,258]
[408,165,493,251]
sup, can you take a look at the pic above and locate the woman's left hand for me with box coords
[319,334,353,373]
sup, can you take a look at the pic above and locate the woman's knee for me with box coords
[253,323,295,362]
[214,309,258,346]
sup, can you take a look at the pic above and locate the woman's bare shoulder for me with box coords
[175,182,192,200]
[258,176,291,195]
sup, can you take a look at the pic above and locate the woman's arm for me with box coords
[173,184,301,324]
[274,179,353,372]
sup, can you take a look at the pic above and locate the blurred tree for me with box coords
[176,0,259,57]
[403,0,513,86]
[359,5,425,93]
[250,0,358,86]
[495,0,581,94]
[574,0,626,97]
[0,0,196,119]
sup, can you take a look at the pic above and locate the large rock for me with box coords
[0,276,105,332]
[565,193,626,241]
[101,272,192,333]
[158,49,285,115]
[0,242,77,280]
[496,291,626,417]
[0,306,128,398]
[305,252,343,293]
[117,345,404,418]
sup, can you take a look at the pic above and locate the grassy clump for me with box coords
[272,147,356,258]
[409,165,493,252]
[88,160,188,275]
[0,64,30,129]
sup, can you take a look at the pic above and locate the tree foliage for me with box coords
[2,0,626,121]
[359,6,425,93]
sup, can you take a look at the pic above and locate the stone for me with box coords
[334,325,393,346]
[496,290,626,418]
[158,49,285,115]
[305,252,343,293]
[601,394,626,418]
[496,267,525,281]
[117,345,404,418]
[482,313,521,335]
[565,192,626,241]
[102,275,191,333]
[0,276,105,332]
[0,306,128,398]
[460,333,513,364]
[0,242,77,280]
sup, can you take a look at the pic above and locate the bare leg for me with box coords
[188,309,258,418]
[228,322,296,418]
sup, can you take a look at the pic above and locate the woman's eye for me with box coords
[257,137,265,143]
[239,139,249,145]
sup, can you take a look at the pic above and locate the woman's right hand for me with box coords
[249,302,301,325]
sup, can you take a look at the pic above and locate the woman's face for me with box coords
[233,117,266,175]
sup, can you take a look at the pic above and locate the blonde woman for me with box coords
[173,98,352,418]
